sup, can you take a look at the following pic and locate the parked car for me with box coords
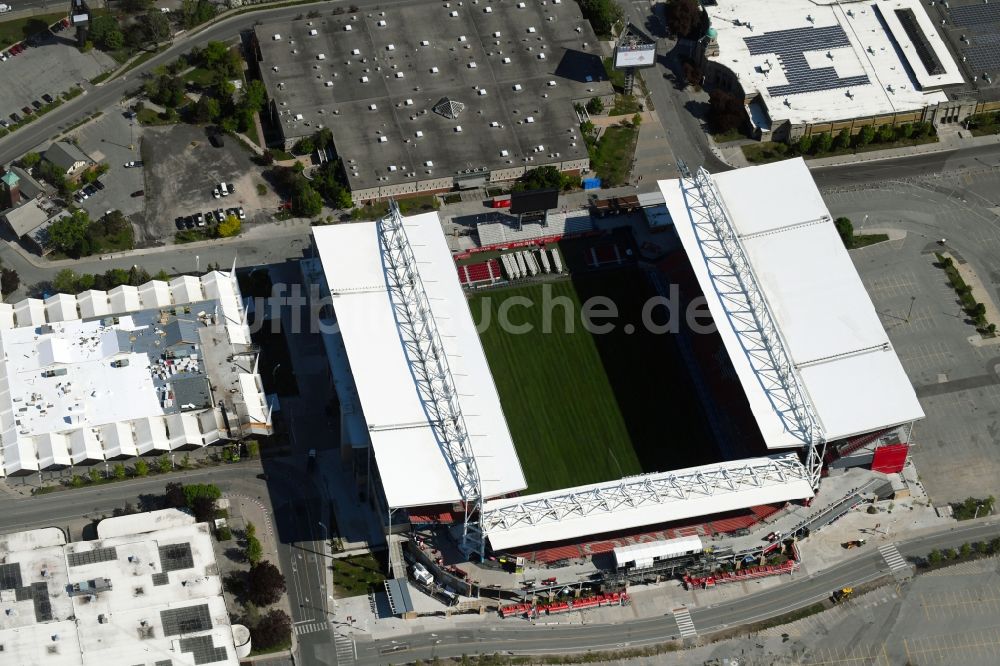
[42,93,53,103]
[209,133,224,148]
[238,207,246,220]
[21,106,32,116]
[123,161,136,168]
[212,187,220,199]
[194,213,204,226]
[219,182,229,196]
[201,212,212,226]
[175,217,185,230]
[130,189,144,197]
[83,184,97,197]
[31,100,42,110]
[123,109,136,119]
[214,209,224,222]
[93,180,105,190]
[9,112,20,122]
[0,120,8,128]
[184,216,195,229]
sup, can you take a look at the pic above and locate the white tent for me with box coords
[108,285,141,314]
[77,290,112,319]
[13,298,46,327]
[138,280,172,309]
[170,275,205,304]
[44,293,79,322]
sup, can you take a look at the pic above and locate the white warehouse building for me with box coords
[0,271,272,476]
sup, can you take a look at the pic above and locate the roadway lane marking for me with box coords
[878,543,908,571]
[294,621,328,636]
[672,606,697,638]
[335,633,356,663]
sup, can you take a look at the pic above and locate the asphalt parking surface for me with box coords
[141,124,276,243]
[829,174,1000,503]
[71,110,146,222]
[0,31,114,124]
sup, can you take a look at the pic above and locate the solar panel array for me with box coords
[158,543,194,573]
[744,25,871,96]
[30,582,52,622]
[179,635,228,665]
[67,546,118,567]
[152,572,169,586]
[161,604,212,636]
[0,563,22,590]
[950,3,1000,27]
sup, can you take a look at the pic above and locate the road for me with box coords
[353,519,1000,664]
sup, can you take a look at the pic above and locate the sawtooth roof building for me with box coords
[0,271,272,477]
[252,0,614,201]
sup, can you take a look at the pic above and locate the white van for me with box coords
[219,182,229,196]
[0,4,12,12]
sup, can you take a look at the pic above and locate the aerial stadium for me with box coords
[304,157,923,605]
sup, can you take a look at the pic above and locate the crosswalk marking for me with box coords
[673,606,697,638]
[879,543,909,571]
[294,621,328,636]
[335,634,356,663]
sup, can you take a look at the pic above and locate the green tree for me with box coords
[141,11,172,44]
[707,89,745,134]
[246,535,263,565]
[246,522,257,539]
[815,131,834,153]
[665,0,706,39]
[183,483,221,507]
[292,136,315,156]
[898,123,915,139]
[292,181,323,217]
[834,128,851,150]
[181,0,216,28]
[835,217,854,247]
[71,475,85,488]
[877,124,896,143]
[194,96,220,123]
[181,453,191,468]
[796,134,814,154]
[17,152,41,169]
[157,455,171,473]
[585,96,604,115]
[1,268,20,296]
[241,79,268,113]
[960,542,973,559]
[52,269,81,294]
[134,459,149,477]
[578,0,625,37]
[513,165,567,191]
[89,468,101,483]
[47,210,91,257]
[218,215,241,237]
[856,125,876,146]
[113,463,126,480]
[944,547,958,560]
[246,561,286,606]
[246,440,260,458]
[250,609,292,650]
[927,549,942,565]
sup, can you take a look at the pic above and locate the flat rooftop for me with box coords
[255,0,612,192]
[928,0,1000,99]
[0,272,271,476]
[707,0,962,126]
[0,510,238,666]
[312,213,527,507]
[659,158,924,449]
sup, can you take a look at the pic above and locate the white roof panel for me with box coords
[659,159,924,448]
[313,214,526,507]
[485,455,813,550]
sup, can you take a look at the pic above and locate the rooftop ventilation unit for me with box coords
[503,57,511,64]
[309,29,318,36]
[325,81,333,87]
[388,165,397,172]
[478,89,487,95]
[528,27,536,33]
[538,53,546,60]
[500,149,509,156]
[272,34,281,40]
[387,44,395,50]
[490,121,500,127]
[512,83,522,90]
[469,62,477,68]
[352,48,361,55]
[415,130,424,137]
[344,24,352,31]
[455,125,463,132]
[459,35,467,43]
[379,136,388,143]
[425,160,434,167]
[369,104,378,110]
[361,76,369,82]
[433,97,466,118]
[295,113,304,120]
[526,116,534,123]
[317,54,326,60]
[421,40,430,46]
[377,19,386,26]
[431,66,440,73]
[450,10,459,16]
[405,98,414,105]
[396,72,404,78]
[518,1,526,7]
[494,31,501,37]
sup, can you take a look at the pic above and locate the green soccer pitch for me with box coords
[469,268,717,494]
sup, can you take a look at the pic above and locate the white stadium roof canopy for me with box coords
[659,158,923,450]
[313,214,526,508]
[483,454,813,551]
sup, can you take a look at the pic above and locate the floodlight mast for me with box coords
[377,201,486,558]
[676,161,827,487]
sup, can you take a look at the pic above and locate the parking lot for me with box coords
[826,175,1000,504]
[0,28,115,126]
[69,110,146,223]
[141,124,278,242]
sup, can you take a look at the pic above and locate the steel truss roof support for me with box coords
[482,454,809,536]
[376,201,485,557]
[676,161,826,486]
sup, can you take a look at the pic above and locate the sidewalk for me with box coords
[717,128,1000,170]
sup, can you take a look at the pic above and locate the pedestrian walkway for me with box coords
[293,620,328,636]
[335,633,356,663]
[879,543,909,572]
[673,606,697,638]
